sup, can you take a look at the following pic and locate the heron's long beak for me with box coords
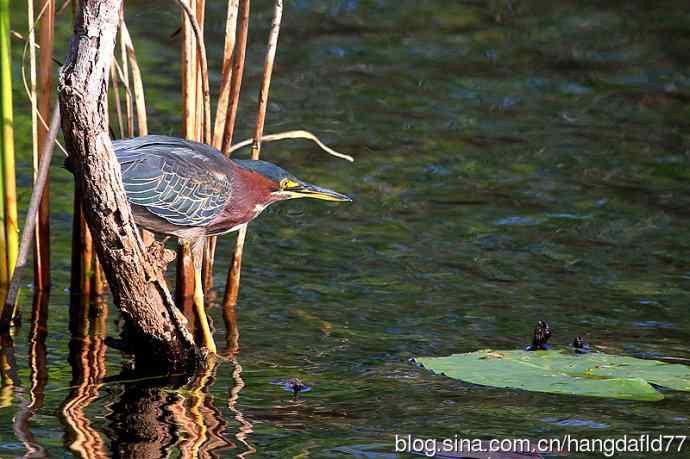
[286,183,352,202]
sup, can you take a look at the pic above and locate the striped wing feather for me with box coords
[115,136,231,227]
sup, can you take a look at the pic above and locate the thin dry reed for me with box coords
[194,0,206,142]
[35,0,55,291]
[80,215,93,301]
[110,63,125,138]
[121,22,148,136]
[27,0,39,239]
[212,0,239,149]
[223,0,283,309]
[67,0,93,299]
[119,6,133,137]
[222,0,250,153]
[120,19,152,248]
[203,0,240,291]
[176,0,212,144]
[181,0,196,140]
[177,0,208,311]
[3,106,59,317]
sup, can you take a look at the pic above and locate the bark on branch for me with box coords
[58,0,200,370]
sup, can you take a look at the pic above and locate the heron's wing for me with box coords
[115,136,231,227]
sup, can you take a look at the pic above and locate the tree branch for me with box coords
[58,0,200,370]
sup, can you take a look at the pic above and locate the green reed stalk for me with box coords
[0,0,18,285]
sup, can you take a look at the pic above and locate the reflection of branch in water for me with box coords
[171,356,234,458]
[228,358,256,458]
[109,377,181,459]
[59,295,109,459]
[180,360,213,458]
[0,332,19,408]
[169,392,198,459]
[13,292,49,458]
[198,357,235,457]
[221,299,257,457]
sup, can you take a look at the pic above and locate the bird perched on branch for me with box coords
[112,135,351,354]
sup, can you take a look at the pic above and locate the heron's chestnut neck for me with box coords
[205,163,282,235]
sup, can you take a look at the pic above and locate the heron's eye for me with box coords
[280,179,299,190]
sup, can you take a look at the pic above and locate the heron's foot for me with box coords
[193,297,217,355]
[193,267,217,355]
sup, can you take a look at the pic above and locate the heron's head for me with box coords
[234,160,352,204]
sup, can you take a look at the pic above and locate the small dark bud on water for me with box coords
[572,336,591,353]
[271,378,312,395]
[287,378,307,395]
[526,320,552,351]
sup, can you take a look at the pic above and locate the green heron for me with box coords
[113,135,351,353]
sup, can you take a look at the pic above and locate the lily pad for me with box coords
[414,349,690,401]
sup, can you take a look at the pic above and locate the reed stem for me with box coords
[119,6,133,137]
[120,22,147,136]
[110,62,125,138]
[27,0,39,284]
[34,0,55,291]
[175,0,211,144]
[202,0,240,292]
[212,0,239,150]
[178,0,205,313]
[120,19,152,248]
[221,0,250,153]
[223,0,283,309]
[0,0,18,287]
[2,106,59,326]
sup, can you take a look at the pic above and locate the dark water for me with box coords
[2,0,690,457]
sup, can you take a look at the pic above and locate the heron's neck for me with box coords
[205,164,278,236]
[231,163,277,206]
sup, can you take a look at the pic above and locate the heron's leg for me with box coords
[191,238,217,354]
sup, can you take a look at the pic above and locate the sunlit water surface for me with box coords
[2,0,690,457]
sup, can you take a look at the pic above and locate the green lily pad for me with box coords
[414,349,690,401]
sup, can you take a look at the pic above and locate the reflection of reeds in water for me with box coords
[228,358,256,458]
[173,357,232,458]
[106,362,233,458]
[13,291,49,458]
[55,336,248,458]
[0,331,19,408]
[169,357,253,458]
[60,296,109,459]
